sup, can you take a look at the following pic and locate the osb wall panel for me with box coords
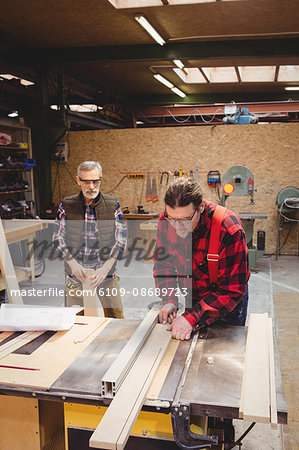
[51,123,299,254]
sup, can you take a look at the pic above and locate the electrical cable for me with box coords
[63,163,77,183]
[136,111,163,124]
[104,175,127,194]
[137,107,227,124]
[279,222,293,251]
[58,161,61,202]
[34,258,46,278]
[51,161,60,203]
[225,422,256,450]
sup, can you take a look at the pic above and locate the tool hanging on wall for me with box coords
[207,170,221,188]
[195,167,199,183]
[145,173,152,202]
[160,172,170,186]
[151,177,158,203]
[138,176,146,206]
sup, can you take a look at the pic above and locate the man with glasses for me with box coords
[52,161,127,318]
[153,177,249,340]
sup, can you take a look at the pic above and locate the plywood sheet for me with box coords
[0,395,40,450]
[0,316,110,390]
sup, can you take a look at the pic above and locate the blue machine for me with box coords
[223,107,258,124]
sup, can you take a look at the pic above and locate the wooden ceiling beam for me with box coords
[131,91,299,105]
[2,39,299,65]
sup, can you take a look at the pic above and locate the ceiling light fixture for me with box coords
[0,74,35,86]
[173,59,184,69]
[154,74,186,98]
[171,87,186,98]
[154,74,174,89]
[135,15,166,46]
[285,86,299,91]
[8,111,18,117]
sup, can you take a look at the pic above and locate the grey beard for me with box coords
[84,190,99,199]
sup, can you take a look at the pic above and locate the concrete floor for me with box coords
[13,251,299,449]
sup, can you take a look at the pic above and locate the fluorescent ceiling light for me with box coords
[154,74,174,89]
[153,74,186,98]
[51,104,99,112]
[0,74,34,86]
[238,66,275,82]
[135,15,165,46]
[20,79,35,86]
[8,111,18,117]
[171,87,186,98]
[173,60,184,70]
[69,104,98,112]
[278,65,299,82]
[285,86,299,91]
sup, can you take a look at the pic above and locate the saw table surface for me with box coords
[0,318,287,423]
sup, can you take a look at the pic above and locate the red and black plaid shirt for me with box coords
[153,200,250,327]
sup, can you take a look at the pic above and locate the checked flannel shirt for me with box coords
[153,200,250,327]
[52,193,127,276]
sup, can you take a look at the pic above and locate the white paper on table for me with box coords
[0,304,77,331]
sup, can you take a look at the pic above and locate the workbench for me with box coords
[0,316,287,450]
[0,219,48,290]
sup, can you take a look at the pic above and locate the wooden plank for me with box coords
[89,324,171,449]
[101,308,158,397]
[0,331,14,343]
[116,346,166,450]
[268,317,278,428]
[239,313,270,423]
[0,331,45,360]
[0,316,110,390]
[3,219,47,244]
[74,318,109,344]
[146,338,179,401]
[0,218,23,304]
[82,269,101,317]
[0,395,40,450]
[0,267,31,291]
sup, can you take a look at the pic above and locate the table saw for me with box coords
[0,314,287,450]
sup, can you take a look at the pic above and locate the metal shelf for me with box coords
[0,189,31,194]
[0,168,30,171]
[0,146,28,151]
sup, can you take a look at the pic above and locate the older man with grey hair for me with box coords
[52,161,127,318]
